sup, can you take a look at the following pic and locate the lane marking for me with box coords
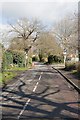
[36,82,39,86]
[18,99,31,119]
[18,72,43,119]
[39,75,41,80]
[33,85,37,92]
[39,72,43,81]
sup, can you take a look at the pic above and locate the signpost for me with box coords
[63,49,67,66]
[24,52,28,67]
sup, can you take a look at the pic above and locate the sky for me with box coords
[0,0,79,28]
[0,0,79,48]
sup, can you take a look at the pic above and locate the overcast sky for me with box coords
[0,1,79,28]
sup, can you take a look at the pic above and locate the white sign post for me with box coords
[24,52,28,67]
[63,49,67,66]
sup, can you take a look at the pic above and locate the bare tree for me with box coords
[8,18,43,66]
[52,13,78,56]
[9,18,43,54]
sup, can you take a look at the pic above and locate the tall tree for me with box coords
[35,32,62,59]
[9,18,42,54]
[8,18,43,66]
[52,14,78,56]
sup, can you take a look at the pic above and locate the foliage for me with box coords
[9,66,28,71]
[0,73,2,83]
[35,32,63,59]
[39,52,44,62]
[8,18,42,54]
[12,50,25,67]
[1,66,28,85]
[2,51,13,71]
[2,71,17,83]
[65,61,76,71]
[2,50,26,72]
[48,55,63,64]
[53,14,78,56]
[48,55,54,64]
[53,55,64,63]
[72,70,80,78]
[76,61,80,72]
[32,56,39,61]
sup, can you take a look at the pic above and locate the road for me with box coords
[1,62,80,120]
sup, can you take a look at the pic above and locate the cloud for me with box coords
[0,1,78,48]
[1,2,78,26]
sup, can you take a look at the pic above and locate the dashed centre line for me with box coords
[18,72,43,119]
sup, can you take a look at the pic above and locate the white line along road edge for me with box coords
[18,72,43,119]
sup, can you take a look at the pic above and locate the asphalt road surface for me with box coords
[1,63,80,120]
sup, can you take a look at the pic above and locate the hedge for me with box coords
[48,55,63,64]
[12,51,25,67]
[2,51,13,70]
[2,50,25,71]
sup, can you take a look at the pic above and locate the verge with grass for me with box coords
[0,73,2,84]
[72,70,80,79]
[1,66,29,87]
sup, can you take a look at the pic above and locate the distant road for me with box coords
[1,62,80,120]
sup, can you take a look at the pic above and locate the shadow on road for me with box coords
[1,78,80,120]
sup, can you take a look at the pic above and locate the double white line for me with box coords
[18,72,43,119]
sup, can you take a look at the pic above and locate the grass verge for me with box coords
[8,66,28,71]
[0,66,29,86]
[0,73,2,83]
[72,70,80,79]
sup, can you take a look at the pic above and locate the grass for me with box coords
[64,61,80,79]
[1,66,29,86]
[8,66,28,71]
[72,70,80,79]
[0,73,2,83]
[0,71,17,86]
[2,71,17,82]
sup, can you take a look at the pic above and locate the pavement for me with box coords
[0,62,80,120]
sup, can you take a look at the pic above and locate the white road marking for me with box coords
[39,75,41,80]
[39,72,43,81]
[18,72,43,119]
[18,99,31,119]
[33,85,37,92]
[41,72,43,74]
[36,82,39,86]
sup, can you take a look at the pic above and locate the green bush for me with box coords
[48,55,63,64]
[2,50,25,71]
[32,56,39,61]
[76,61,80,72]
[2,51,13,71]
[53,55,64,63]
[48,55,54,64]
[12,51,25,67]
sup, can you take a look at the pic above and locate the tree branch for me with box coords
[9,23,23,36]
